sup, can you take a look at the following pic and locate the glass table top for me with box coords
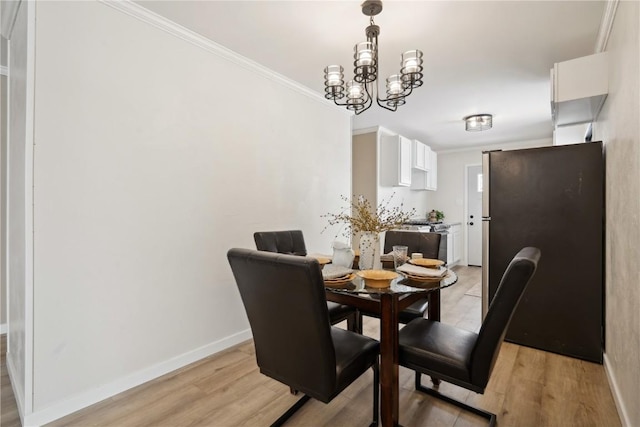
[324,268,458,295]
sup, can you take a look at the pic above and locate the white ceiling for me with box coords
[137,1,606,151]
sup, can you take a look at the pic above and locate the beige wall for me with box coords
[594,2,640,425]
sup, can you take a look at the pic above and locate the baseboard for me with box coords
[603,352,631,427]
[23,328,252,427]
[6,351,26,425]
[0,323,7,334]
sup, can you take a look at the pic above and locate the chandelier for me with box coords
[323,0,424,114]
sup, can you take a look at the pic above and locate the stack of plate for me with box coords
[322,264,355,287]
[323,273,356,287]
[397,260,448,283]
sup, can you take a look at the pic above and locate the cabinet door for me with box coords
[399,136,412,186]
[428,151,438,190]
[413,140,426,170]
[446,232,454,265]
[452,225,461,264]
[381,135,411,187]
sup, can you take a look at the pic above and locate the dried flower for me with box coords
[322,194,416,238]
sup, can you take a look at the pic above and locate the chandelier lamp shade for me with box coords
[464,114,493,131]
[323,0,424,114]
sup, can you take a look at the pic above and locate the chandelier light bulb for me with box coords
[327,71,341,86]
[355,42,375,67]
[404,59,418,73]
[386,75,403,95]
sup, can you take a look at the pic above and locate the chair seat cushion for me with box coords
[330,327,380,400]
[399,318,477,383]
[326,302,356,324]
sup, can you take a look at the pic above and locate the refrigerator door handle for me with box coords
[482,152,490,217]
[482,219,490,320]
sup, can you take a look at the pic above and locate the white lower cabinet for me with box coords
[446,224,462,266]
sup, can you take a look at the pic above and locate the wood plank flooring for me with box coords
[1,266,621,426]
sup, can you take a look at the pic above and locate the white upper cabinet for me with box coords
[410,141,437,191]
[381,134,412,187]
[551,52,608,126]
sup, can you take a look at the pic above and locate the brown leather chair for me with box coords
[398,247,541,426]
[254,230,359,332]
[227,248,380,427]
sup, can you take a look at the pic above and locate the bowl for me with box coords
[409,258,445,268]
[357,269,398,288]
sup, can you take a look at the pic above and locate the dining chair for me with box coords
[227,248,380,427]
[254,230,359,332]
[398,247,541,426]
[359,230,442,326]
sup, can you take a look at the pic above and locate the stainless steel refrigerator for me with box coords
[481,142,604,363]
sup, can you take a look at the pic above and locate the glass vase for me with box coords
[358,232,381,270]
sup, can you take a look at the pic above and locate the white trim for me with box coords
[0,65,8,76]
[0,323,6,334]
[23,329,253,427]
[352,126,380,136]
[603,353,631,427]
[98,0,350,116]
[23,0,36,416]
[6,350,26,423]
[595,0,619,53]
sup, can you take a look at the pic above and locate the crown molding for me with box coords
[99,0,349,116]
[595,0,619,53]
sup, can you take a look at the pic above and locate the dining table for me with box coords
[324,268,458,427]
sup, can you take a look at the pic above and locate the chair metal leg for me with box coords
[414,373,496,427]
[270,394,311,427]
[370,361,379,427]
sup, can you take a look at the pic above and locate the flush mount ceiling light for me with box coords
[323,0,424,115]
[464,114,493,131]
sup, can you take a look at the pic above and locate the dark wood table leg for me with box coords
[427,289,441,321]
[427,289,442,386]
[379,293,400,427]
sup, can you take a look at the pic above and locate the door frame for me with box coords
[464,163,482,266]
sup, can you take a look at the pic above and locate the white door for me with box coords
[467,165,483,266]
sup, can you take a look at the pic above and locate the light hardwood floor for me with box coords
[1,266,621,426]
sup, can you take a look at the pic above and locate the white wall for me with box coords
[8,1,352,424]
[432,138,552,265]
[594,2,640,425]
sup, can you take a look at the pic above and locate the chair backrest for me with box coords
[470,247,541,388]
[227,248,336,400]
[254,230,307,256]
[383,230,441,259]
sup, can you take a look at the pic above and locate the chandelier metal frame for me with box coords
[323,0,424,114]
